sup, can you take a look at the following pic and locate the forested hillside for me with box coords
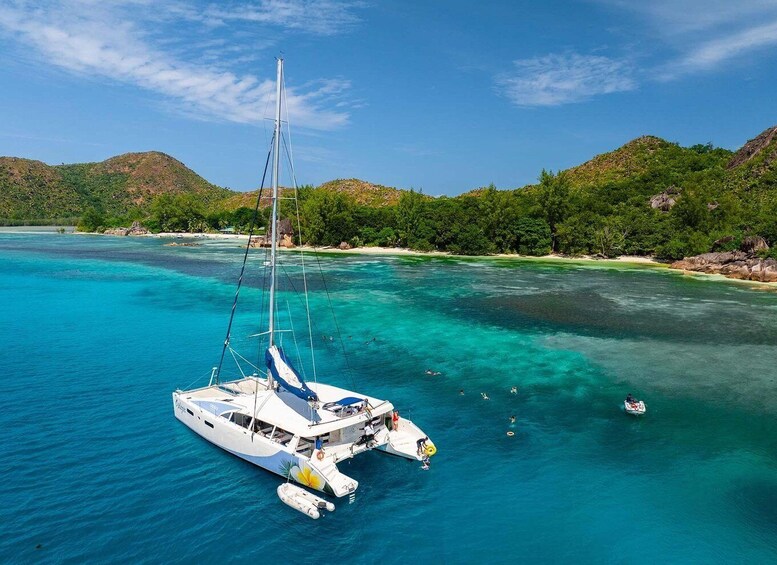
[3,125,777,259]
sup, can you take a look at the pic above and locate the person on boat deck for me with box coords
[315,437,323,451]
[361,398,369,413]
[392,410,399,431]
[358,422,375,446]
[626,393,635,404]
[416,436,428,455]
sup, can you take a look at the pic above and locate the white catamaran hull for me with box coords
[173,392,358,497]
[376,416,436,461]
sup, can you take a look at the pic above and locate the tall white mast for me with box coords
[268,57,283,368]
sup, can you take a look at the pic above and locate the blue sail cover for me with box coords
[265,345,319,402]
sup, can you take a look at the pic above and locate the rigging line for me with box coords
[256,217,274,366]
[281,131,318,385]
[229,347,264,375]
[280,69,296,189]
[252,372,260,442]
[276,261,337,365]
[274,257,372,381]
[256,236,270,364]
[215,136,273,384]
[261,79,275,157]
[285,299,308,381]
[312,250,359,391]
[230,348,247,378]
[180,368,216,392]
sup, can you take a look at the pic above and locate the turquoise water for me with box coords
[2,232,777,563]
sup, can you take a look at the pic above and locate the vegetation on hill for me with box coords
[0,157,82,219]
[316,178,406,207]
[1,152,230,224]
[4,126,777,261]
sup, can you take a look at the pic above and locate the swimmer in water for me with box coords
[481,392,489,400]
[510,386,518,394]
[510,415,516,424]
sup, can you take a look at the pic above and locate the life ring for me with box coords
[316,450,325,461]
[424,444,437,456]
[506,431,515,437]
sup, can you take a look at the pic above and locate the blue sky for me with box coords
[1,0,776,195]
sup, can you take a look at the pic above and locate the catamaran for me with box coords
[172,58,435,498]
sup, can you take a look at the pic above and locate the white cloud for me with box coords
[496,53,636,107]
[0,1,356,129]
[599,0,777,35]
[669,19,777,76]
[596,0,777,77]
[204,0,364,35]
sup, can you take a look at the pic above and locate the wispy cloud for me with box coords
[0,0,360,129]
[599,0,777,35]
[506,0,777,104]
[203,1,364,35]
[596,0,777,78]
[667,19,777,78]
[495,53,636,107]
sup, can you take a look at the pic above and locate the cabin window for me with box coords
[232,413,253,429]
[252,420,275,436]
[271,426,294,445]
[204,421,214,428]
[296,437,317,456]
[186,409,194,416]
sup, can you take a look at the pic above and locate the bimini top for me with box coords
[323,397,364,410]
[265,345,319,403]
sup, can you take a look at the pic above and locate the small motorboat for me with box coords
[624,399,646,416]
[277,483,335,520]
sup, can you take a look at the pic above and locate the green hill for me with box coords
[0,151,414,228]
[3,126,777,259]
[316,178,406,207]
[0,151,230,221]
[725,126,777,192]
[563,135,733,189]
[0,157,82,219]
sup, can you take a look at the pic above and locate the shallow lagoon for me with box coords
[1,233,776,563]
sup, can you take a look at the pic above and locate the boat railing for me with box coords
[307,400,391,428]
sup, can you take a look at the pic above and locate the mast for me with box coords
[267,57,283,371]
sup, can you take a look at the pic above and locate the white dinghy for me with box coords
[624,399,646,416]
[277,483,335,520]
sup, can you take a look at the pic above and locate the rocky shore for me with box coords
[103,221,148,236]
[671,251,777,282]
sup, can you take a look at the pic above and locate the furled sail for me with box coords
[265,345,319,402]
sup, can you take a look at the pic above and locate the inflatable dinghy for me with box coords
[624,400,646,416]
[277,483,335,519]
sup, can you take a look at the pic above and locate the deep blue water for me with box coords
[2,231,777,564]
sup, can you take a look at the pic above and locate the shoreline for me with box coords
[149,232,662,263]
[9,227,775,286]
[74,228,666,265]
